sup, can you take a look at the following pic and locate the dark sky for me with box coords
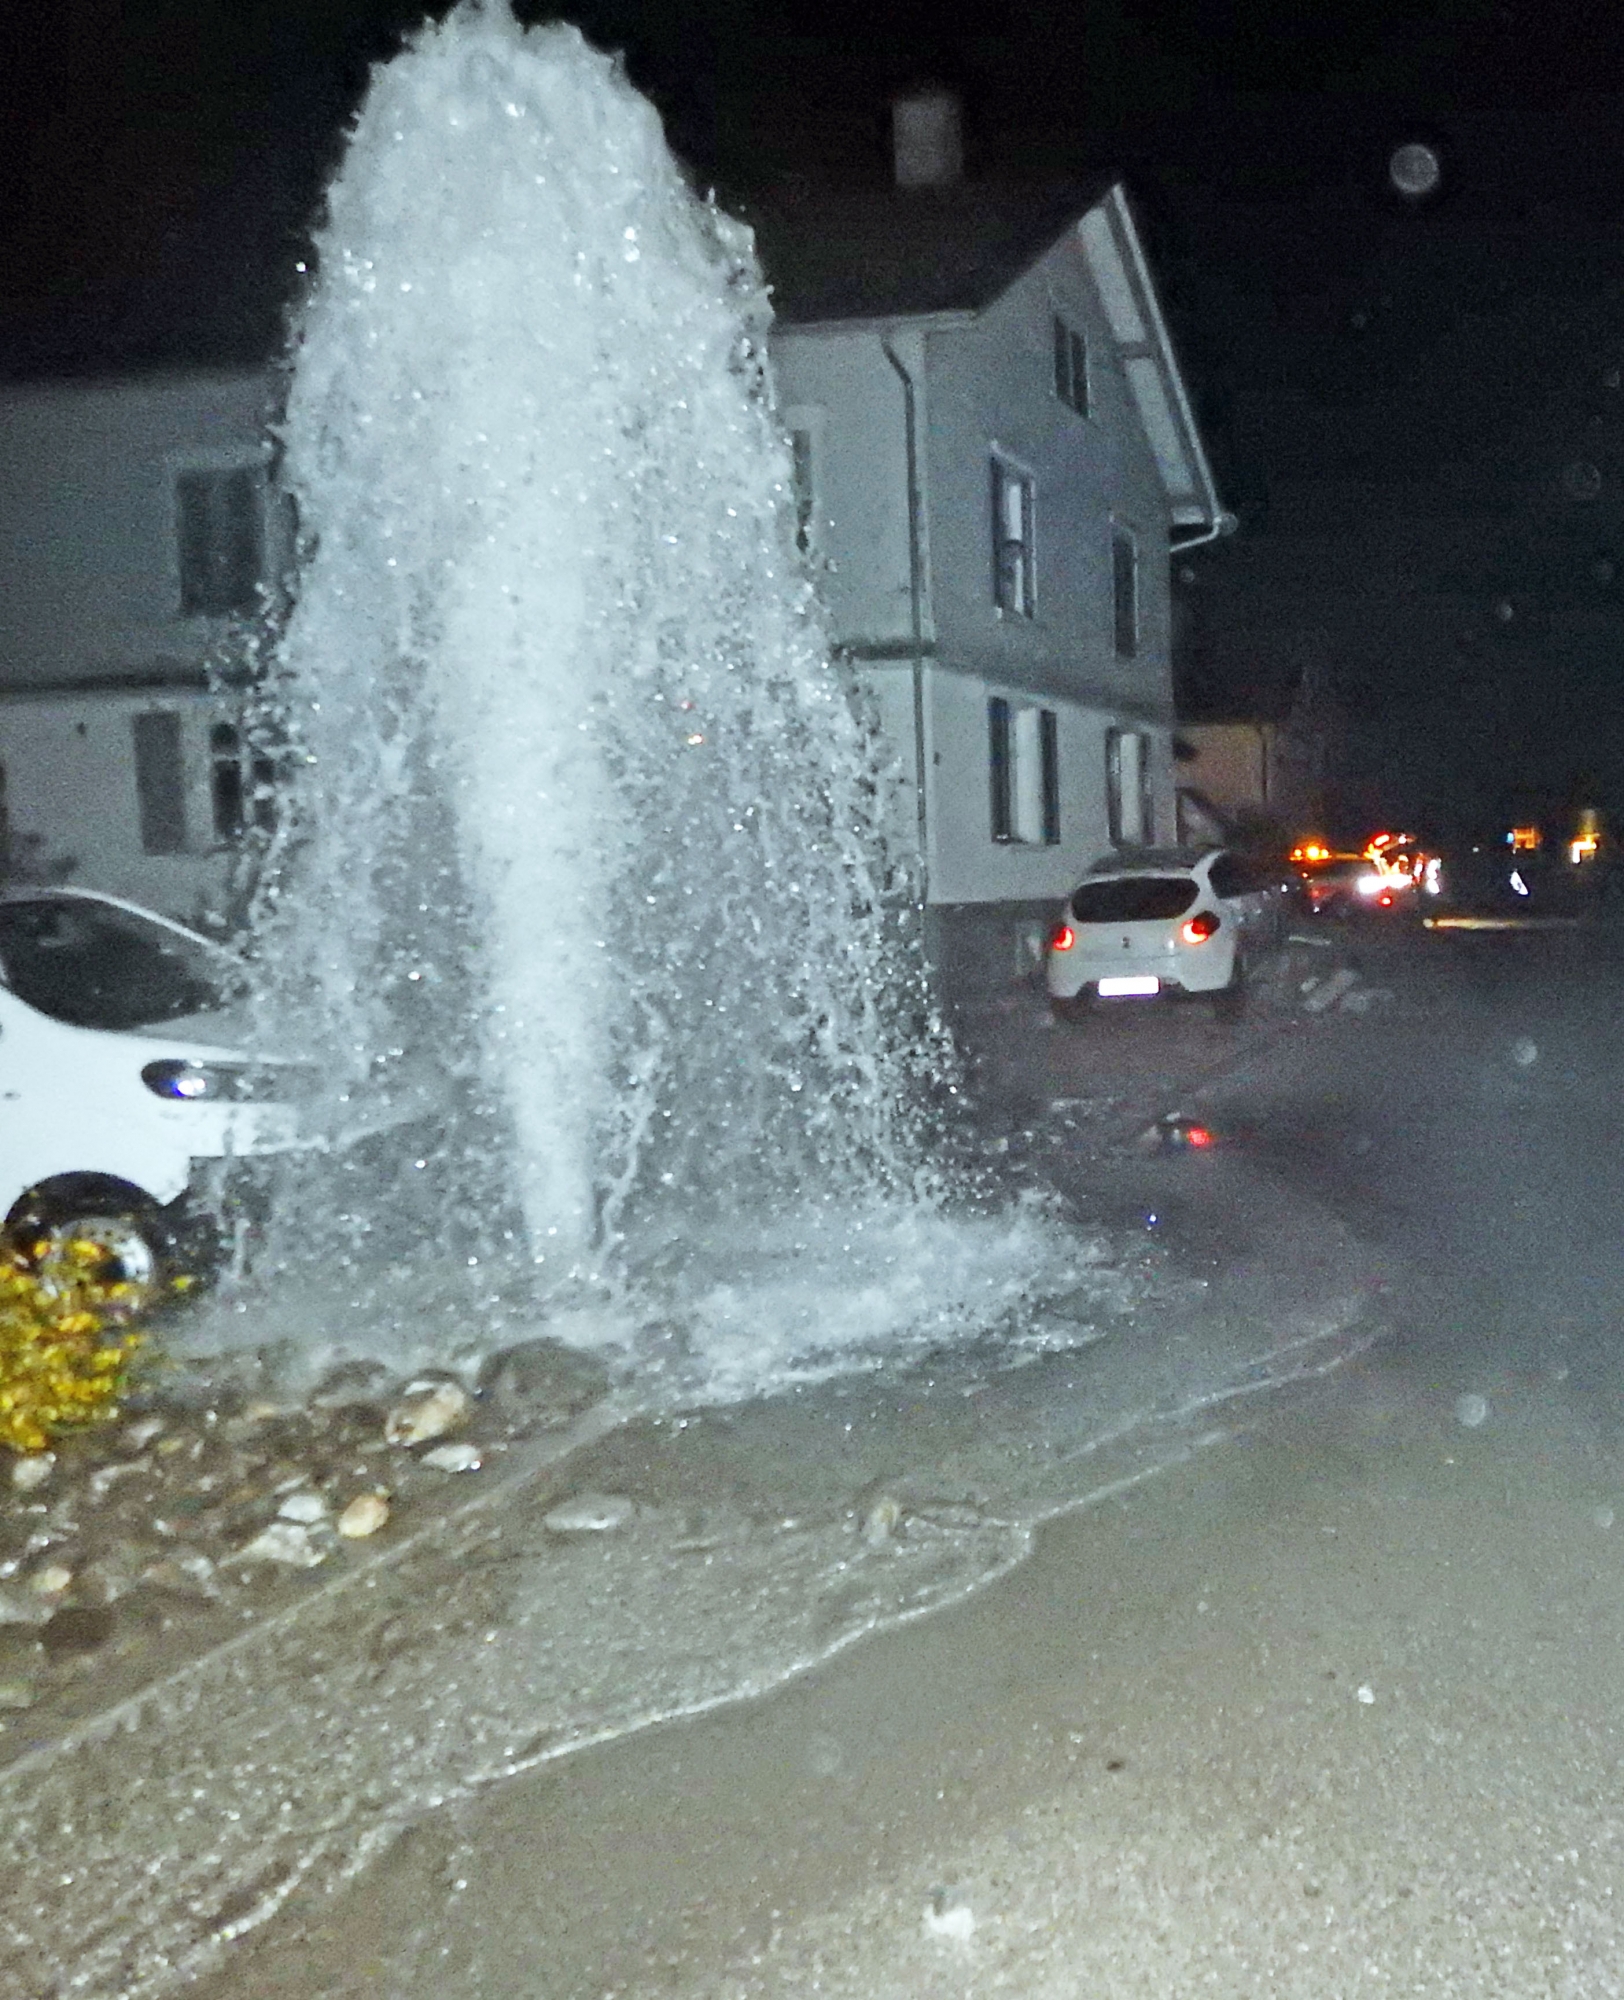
[5,0,1624,833]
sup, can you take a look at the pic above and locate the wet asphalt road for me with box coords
[192,913,1624,1996]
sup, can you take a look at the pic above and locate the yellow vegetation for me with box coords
[0,1247,147,1455]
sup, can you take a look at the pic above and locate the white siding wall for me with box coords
[0,370,281,690]
[0,690,239,920]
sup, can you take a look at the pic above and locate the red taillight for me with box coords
[1050,923,1075,953]
[1378,892,1393,907]
[1180,911,1220,945]
[1183,1125,1215,1148]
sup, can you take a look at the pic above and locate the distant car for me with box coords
[1296,852,1410,919]
[0,887,351,1311]
[1047,846,1291,1021]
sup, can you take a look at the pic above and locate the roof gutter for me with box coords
[880,334,930,902]
[1170,507,1238,553]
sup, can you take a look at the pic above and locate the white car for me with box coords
[1047,846,1290,1020]
[0,886,312,1306]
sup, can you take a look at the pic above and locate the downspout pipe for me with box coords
[880,336,930,904]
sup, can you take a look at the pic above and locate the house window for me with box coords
[992,458,1036,617]
[1112,525,1139,657]
[133,711,187,856]
[175,466,264,618]
[1106,727,1154,846]
[1053,313,1089,416]
[790,429,815,554]
[990,697,1061,845]
[210,722,277,844]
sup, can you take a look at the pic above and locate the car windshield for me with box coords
[1070,876,1200,922]
[0,896,249,1032]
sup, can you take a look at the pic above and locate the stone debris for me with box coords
[0,1585,54,1627]
[0,1678,36,1710]
[0,1333,610,1706]
[1454,1392,1489,1429]
[233,1521,329,1569]
[384,1380,471,1447]
[140,1549,220,1599]
[861,1494,905,1547]
[420,1442,482,1474]
[923,1896,977,1943]
[336,1492,390,1539]
[10,1454,53,1493]
[543,1491,635,1534]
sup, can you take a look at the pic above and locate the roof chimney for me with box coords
[892,85,963,189]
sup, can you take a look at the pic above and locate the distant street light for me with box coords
[1389,141,1442,199]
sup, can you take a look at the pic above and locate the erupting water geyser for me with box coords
[241,0,1078,1392]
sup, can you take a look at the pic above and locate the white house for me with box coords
[0,369,287,922]
[749,96,1226,990]
[0,94,1223,988]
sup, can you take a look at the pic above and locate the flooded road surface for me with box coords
[38,917,1624,1997]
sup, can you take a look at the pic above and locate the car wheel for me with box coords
[1048,992,1092,1024]
[9,1197,170,1319]
[1211,955,1248,1022]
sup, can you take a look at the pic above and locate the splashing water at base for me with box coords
[209,2,1089,1396]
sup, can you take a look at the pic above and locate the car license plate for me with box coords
[1096,975,1160,998]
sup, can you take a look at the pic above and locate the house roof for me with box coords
[744,175,1224,535]
[738,180,1112,326]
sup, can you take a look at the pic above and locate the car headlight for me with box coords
[142,1059,291,1102]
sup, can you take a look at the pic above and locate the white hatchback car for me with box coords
[1047,846,1290,1020]
[0,886,310,1305]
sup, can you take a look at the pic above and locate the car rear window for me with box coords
[1070,876,1199,922]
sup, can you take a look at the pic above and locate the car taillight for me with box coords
[1050,924,1075,953]
[1180,912,1220,944]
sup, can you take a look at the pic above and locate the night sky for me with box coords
[5,0,1624,838]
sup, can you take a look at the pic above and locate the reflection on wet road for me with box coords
[59,917,1624,1997]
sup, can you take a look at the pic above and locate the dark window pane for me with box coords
[1040,708,1060,844]
[212,753,245,842]
[1070,876,1199,922]
[1112,528,1138,656]
[1070,330,1088,415]
[988,696,1012,841]
[1053,315,1071,405]
[133,711,187,855]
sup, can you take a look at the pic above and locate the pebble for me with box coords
[1356,1683,1376,1704]
[543,1491,635,1535]
[10,1454,54,1493]
[420,1442,482,1474]
[1454,1393,1489,1429]
[0,1585,54,1628]
[141,1549,220,1599]
[233,1521,329,1569]
[121,1417,167,1451]
[29,1564,73,1597]
[862,1494,904,1546]
[384,1380,471,1447]
[0,1679,36,1711]
[1596,1505,1616,1531]
[922,1902,977,1942]
[336,1492,390,1539]
[276,1488,331,1525]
